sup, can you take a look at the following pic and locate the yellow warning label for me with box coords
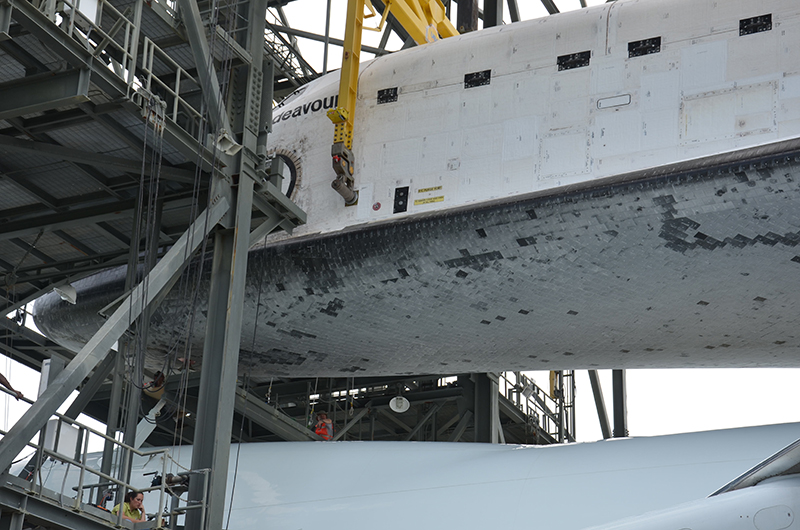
[417,186,442,193]
[414,196,444,205]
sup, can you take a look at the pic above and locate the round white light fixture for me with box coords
[389,396,410,413]
[53,284,77,305]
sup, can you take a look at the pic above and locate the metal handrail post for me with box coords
[200,468,210,530]
[73,426,90,510]
[173,71,182,122]
[156,450,167,528]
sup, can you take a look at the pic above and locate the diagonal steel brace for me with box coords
[0,197,230,472]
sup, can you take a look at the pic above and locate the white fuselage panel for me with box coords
[268,0,800,238]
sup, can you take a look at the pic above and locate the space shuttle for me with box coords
[19,423,800,530]
[32,0,800,377]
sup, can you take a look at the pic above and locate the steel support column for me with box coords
[448,410,472,442]
[63,353,117,420]
[540,0,560,15]
[0,68,90,120]
[185,178,253,530]
[612,369,628,438]
[507,0,520,22]
[0,2,11,40]
[185,0,266,523]
[0,510,23,530]
[99,345,125,498]
[473,373,499,443]
[588,370,611,439]
[0,198,229,473]
[483,0,503,27]
[102,184,148,490]
[122,191,163,451]
[456,0,478,33]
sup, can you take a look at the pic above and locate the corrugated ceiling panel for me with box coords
[0,180,39,210]
[162,44,196,72]
[0,51,26,83]
[31,231,86,263]
[108,217,135,239]
[0,149,63,173]
[160,200,201,229]
[14,35,66,71]
[103,0,176,41]
[140,7,179,41]
[88,224,130,250]
[23,163,119,199]
[58,225,125,254]
[109,110,188,165]
[1,241,37,270]
[46,121,131,154]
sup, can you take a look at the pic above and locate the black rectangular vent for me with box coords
[740,14,772,36]
[628,37,661,58]
[557,51,591,71]
[377,87,398,104]
[464,70,491,89]
[393,186,409,213]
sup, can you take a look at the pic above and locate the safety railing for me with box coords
[140,36,205,134]
[499,371,575,443]
[25,0,209,145]
[0,387,208,529]
[31,0,141,89]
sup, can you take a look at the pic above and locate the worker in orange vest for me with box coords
[315,412,333,440]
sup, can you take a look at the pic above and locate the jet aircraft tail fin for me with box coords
[710,437,800,496]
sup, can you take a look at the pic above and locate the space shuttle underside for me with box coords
[32,0,800,378]
[34,142,800,377]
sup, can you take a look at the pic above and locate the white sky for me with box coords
[524,369,800,442]
[279,0,609,74]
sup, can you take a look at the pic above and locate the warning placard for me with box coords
[414,196,444,205]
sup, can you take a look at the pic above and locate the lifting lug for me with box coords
[331,142,358,205]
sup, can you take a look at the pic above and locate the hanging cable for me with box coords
[265,377,273,405]
[349,377,355,417]
[169,0,239,462]
[3,230,43,294]
[309,377,319,426]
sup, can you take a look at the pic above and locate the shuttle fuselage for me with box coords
[33,0,800,377]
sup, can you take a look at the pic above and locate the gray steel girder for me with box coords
[0,196,230,473]
[235,388,322,441]
[268,24,386,56]
[186,179,254,530]
[0,195,196,242]
[0,69,90,121]
[0,480,118,530]
[588,370,612,440]
[0,135,197,183]
[5,0,219,171]
[174,0,232,134]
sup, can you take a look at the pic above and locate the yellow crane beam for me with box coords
[382,0,459,44]
[327,0,458,205]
